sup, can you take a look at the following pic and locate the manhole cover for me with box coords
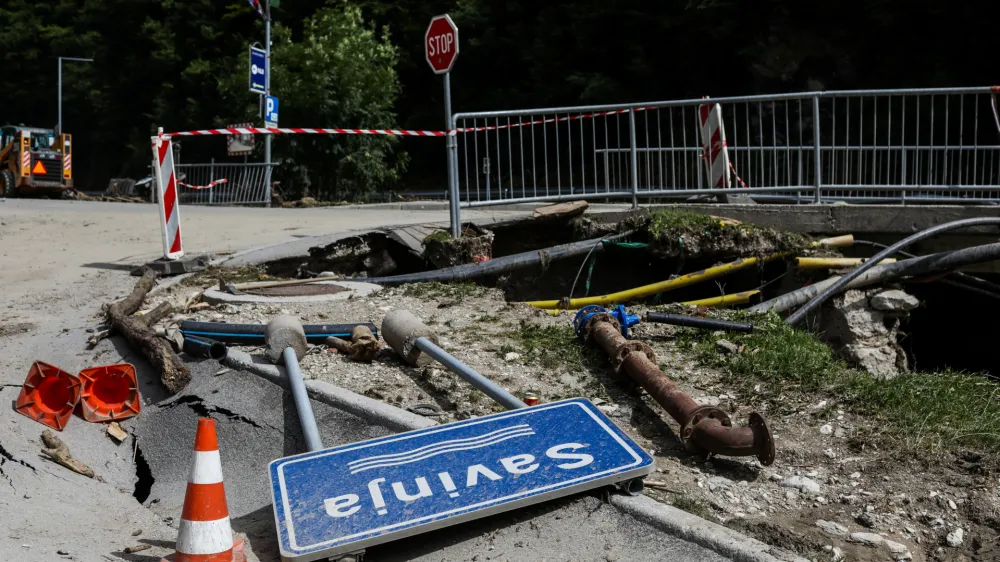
[244,284,349,297]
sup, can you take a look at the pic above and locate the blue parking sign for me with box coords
[269,398,654,560]
[265,95,279,127]
[249,46,267,94]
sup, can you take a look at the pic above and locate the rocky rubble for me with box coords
[820,288,918,378]
[143,278,994,562]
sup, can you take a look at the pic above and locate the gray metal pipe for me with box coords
[283,347,324,452]
[786,218,1000,325]
[453,87,994,121]
[414,337,527,411]
[754,241,1000,315]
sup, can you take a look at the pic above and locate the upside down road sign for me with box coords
[269,398,654,561]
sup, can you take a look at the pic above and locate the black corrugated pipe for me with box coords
[853,239,1000,301]
[180,321,378,344]
[786,218,1000,325]
[754,241,1000,315]
[364,232,634,286]
[643,312,754,333]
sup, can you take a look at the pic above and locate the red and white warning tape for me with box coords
[178,178,228,190]
[728,162,749,189]
[168,127,448,137]
[458,108,643,133]
[161,107,652,138]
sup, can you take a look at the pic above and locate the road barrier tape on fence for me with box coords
[161,108,655,138]
[457,107,645,133]
[168,127,450,137]
[178,178,228,190]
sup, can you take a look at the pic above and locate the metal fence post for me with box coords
[208,157,215,205]
[263,162,273,207]
[445,73,461,237]
[628,108,639,208]
[812,95,822,203]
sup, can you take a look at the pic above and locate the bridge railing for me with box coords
[450,87,1000,210]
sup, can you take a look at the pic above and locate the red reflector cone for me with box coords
[162,418,247,562]
[14,362,82,431]
[78,363,141,422]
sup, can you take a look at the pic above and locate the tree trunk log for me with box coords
[106,267,190,393]
[138,301,173,328]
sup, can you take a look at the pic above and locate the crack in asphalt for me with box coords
[161,395,274,431]
[131,437,154,504]
[0,441,38,489]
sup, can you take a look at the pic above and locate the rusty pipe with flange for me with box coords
[580,311,775,466]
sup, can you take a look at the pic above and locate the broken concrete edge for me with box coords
[202,280,383,305]
[610,494,809,562]
[660,203,1000,235]
[134,255,210,277]
[338,201,542,212]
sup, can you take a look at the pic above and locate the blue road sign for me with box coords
[265,95,279,127]
[249,46,267,94]
[269,398,653,561]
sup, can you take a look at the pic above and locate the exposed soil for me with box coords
[623,210,810,260]
[147,276,1000,562]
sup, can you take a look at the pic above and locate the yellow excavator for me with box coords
[0,125,73,196]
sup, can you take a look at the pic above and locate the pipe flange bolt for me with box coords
[583,313,620,344]
[749,412,776,467]
[612,341,656,376]
[681,406,733,452]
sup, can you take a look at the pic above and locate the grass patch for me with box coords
[422,230,452,244]
[678,312,1000,454]
[401,282,488,301]
[647,208,720,234]
[507,322,602,370]
[626,208,811,258]
[671,496,712,519]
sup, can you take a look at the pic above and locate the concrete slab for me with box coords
[203,280,382,304]
[386,223,441,255]
[662,203,1000,235]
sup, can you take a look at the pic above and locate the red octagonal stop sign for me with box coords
[425,14,459,74]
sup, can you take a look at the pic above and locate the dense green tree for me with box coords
[218,3,407,199]
[2,0,996,194]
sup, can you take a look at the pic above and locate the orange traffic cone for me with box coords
[14,362,82,431]
[78,363,141,422]
[162,418,247,562]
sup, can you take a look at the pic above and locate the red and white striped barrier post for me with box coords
[698,102,732,191]
[151,128,183,260]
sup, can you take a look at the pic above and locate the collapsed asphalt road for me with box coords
[0,200,799,562]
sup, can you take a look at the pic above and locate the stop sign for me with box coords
[425,14,459,74]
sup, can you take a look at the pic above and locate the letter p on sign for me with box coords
[425,14,459,74]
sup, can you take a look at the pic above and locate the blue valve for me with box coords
[573,305,606,338]
[609,304,641,337]
[572,305,640,338]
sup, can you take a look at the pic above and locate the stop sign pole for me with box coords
[425,14,461,237]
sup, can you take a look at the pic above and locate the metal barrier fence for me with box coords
[450,87,1000,210]
[150,160,274,205]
